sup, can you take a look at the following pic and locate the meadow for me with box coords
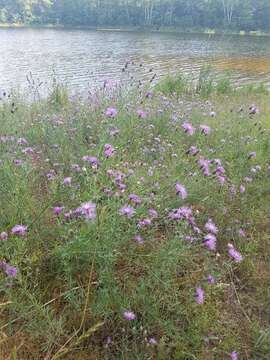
[0,71,269,359]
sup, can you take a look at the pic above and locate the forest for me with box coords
[1,0,270,31]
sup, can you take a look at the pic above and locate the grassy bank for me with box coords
[0,75,269,359]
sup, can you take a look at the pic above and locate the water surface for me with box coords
[1,28,270,93]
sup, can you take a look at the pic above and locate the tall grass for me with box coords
[0,76,269,359]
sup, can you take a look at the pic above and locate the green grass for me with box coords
[0,79,269,359]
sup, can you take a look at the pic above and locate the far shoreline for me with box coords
[0,23,269,38]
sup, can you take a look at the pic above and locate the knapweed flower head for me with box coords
[0,232,8,241]
[244,176,253,183]
[195,287,205,304]
[198,158,211,177]
[248,152,256,159]
[0,261,18,277]
[169,206,193,221]
[104,144,115,158]
[75,201,97,221]
[204,233,217,251]
[11,225,28,236]
[200,125,211,135]
[238,229,246,237]
[217,175,226,185]
[134,234,144,244]
[239,185,246,193]
[182,122,195,135]
[14,159,23,166]
[213,165,225,176]
[137,109,147,118]
[82,156,100,169]
[123,310,136,321]
[186,145,200,156]
[54,206,64,216]
[138,218,152,228]
[249,104,259,115]
[22,147,34,154]
[79,201,97,221]
[228,243,243,263]
[231,351,238,360]
[17,137,28,145]
[119,205,135,218]
[207,274,216,284]
[63,177,72,185]
[47,169,57,181]
[205,219,218,234]
[105,107,118,118]
[148,208,158,219]
[175,182,188,200]
[129,194,142,206]
[148,337,158,345]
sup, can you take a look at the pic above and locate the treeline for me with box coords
[1,0,270,31]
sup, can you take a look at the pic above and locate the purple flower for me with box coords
[0,232,8,241]
[214,166,225,176]
[244,176,253,183]
[238,229,246,237]
[105,107,118,118]
[148,338,158,345]
[0,261,18,277]
[169,207,193,221]
[175,182,188,200]
[54,206,64,216]
[205,219,218,234]
[249,104,259,115]
[14,159,23,166]
[204,234,217,251]
[239,185,246,193]
[200,125,211,135]
[82,156,100,169]
[248,152,256,159]
[79,202,97,221]
[117,182,127,192]
[182,122,195,135]
[148,208,158,219]
[195,287,205,304]
[17,137,28,145]
[129,194,142,206]
[186,146,200,156]
[119,205,135,218]
[104,144,115,158]
[5,264,18,277]
[11,225,28,236]
[22,147,34,154]
[134,234,144,244]
[123,310,136,321]
[137,109,147,118]
[231,351,238,360]
[138,218,152,228]
[198,158,211,177]
[63,177,72,185]
[228,244,243,263]
[207,274,216,284]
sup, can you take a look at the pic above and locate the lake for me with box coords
[1,28,270,94]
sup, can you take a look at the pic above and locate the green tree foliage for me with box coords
[0,0,270,31]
